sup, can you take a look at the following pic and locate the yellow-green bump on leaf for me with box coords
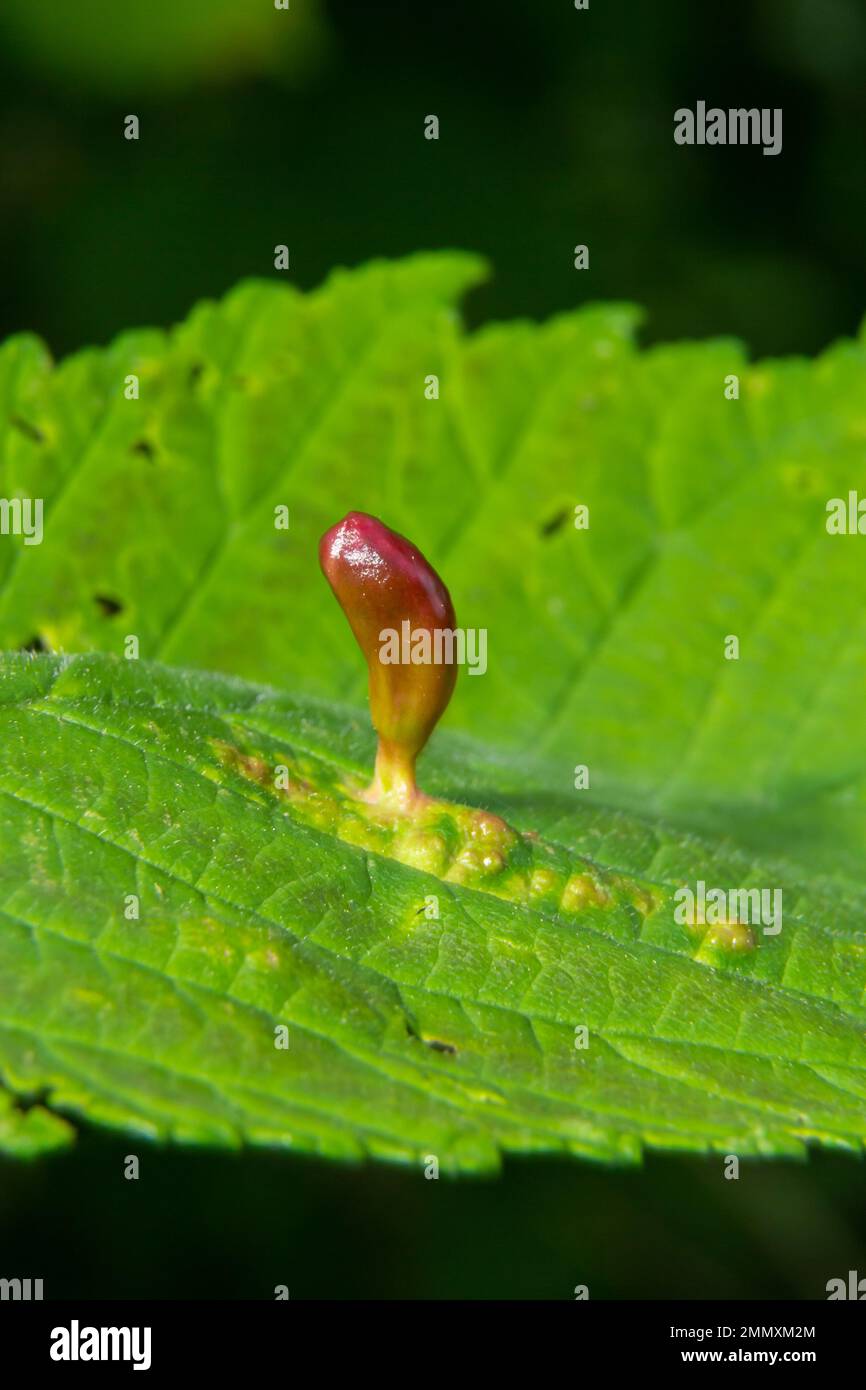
[214,727,669,923]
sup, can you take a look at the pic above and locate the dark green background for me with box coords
[1,0,865,1299]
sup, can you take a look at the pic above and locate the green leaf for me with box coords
[2,256,865,1166]
[2,653,865,1169]
[0,1086,74,1158]
[1,253,864,880]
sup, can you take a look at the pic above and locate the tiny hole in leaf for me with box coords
[425,1039,457,1056]
[131,439,155,459]
[540,508,569,538]
[94,594,124,617]
[10,416,45,444]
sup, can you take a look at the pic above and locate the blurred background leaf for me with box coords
[1,0,866,359]
[0,0,329,95]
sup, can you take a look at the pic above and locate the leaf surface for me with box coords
[2,654,864,1169]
